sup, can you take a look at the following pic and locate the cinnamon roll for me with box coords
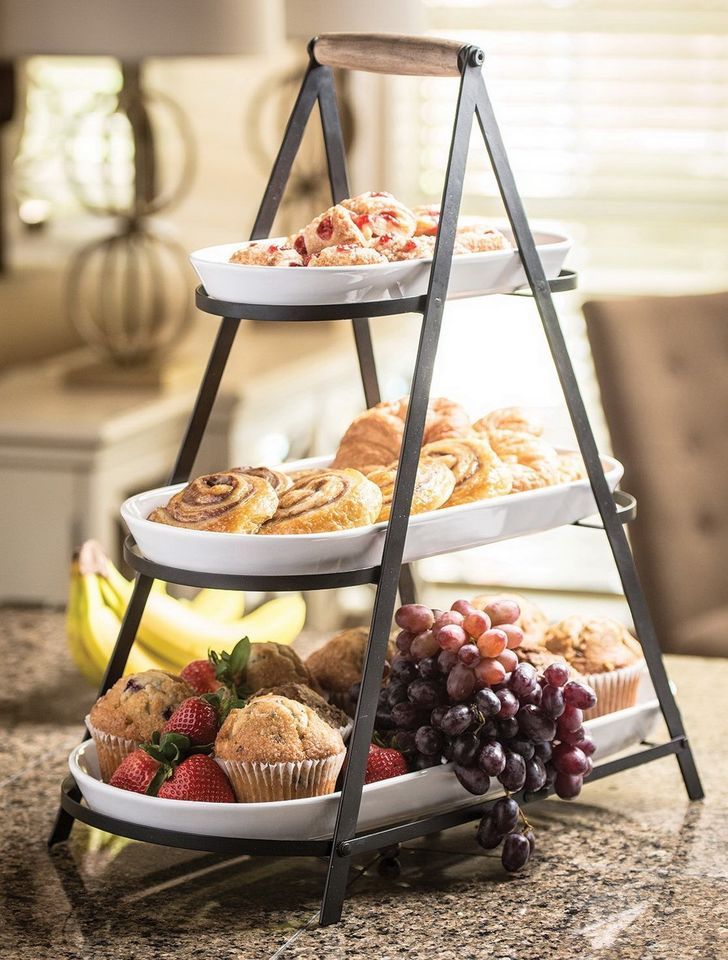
[260,469,382,535]
[235,466,293,495]
[364,459,456,522]
[148,471,278,533]
[486,429,560,487]
[420,437,513,506]
[474,407,544,438]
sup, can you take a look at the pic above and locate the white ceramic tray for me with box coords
[121,451,623,577]
[70,671,663,841]
[189,226,571,306]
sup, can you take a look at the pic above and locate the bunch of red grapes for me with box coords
[376,598,597,873]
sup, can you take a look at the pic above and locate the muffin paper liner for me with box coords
[85,716,139,783]
[216,751,346,803]
[581,661,646,720]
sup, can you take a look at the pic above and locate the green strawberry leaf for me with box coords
[228,636,251,679]
[146,762,174,796]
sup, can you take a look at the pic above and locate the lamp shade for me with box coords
[285,0,424,40]
[0,0,283,58]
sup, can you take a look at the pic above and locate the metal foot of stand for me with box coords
[49,32,703,929]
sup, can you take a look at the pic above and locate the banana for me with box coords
[66,562,100,685]
[182,588,246,623]
[101,558,306,667]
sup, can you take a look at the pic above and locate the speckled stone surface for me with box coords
[0,607,726,960]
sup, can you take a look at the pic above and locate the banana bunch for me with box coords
[66,541,307,685]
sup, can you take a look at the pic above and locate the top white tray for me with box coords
[189,226,571,306]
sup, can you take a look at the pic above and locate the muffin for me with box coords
[214,695,346,801]
[244,642,320,695]
[87,670,193,781]
[251,682,351,738]
[305,626,397,711]
[471,593,549,647]
[543,616,646,718]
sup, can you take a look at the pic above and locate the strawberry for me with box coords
[180,659,219,695]
[364,744,408,784]
[157,754,235,803]
[163,697,219,746]
[109,749,161,794]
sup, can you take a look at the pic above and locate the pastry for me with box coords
[420,436,513,506]
[556,451,586,483]
[214,695,346,801]
[148,470,278,534]
[370,235,435,261]
[301,203,367,257]
[543,616,645,718]
[486,429,560,487]
[260,469,382,534]
[341,191,416,240]
[422,397,472,443]
[229,241,303,267]
[308,244,386,267]
[244,642,320,694]
[87,670,193,781]
[364,458,456,522]
[251,682,350,733]
[474,407,544,438]
[332,408,405,470]
[412,204,440,236]
[235,466,293,495]
[306,626,397,709]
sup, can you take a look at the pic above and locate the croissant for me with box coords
[486,429,559,488]
[331,408,405,470]
[474,407,544,438]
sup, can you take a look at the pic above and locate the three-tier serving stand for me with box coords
[50,34,703,926]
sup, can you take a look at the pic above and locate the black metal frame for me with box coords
[49,38,703,927]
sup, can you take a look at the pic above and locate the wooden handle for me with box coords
[312,33,468,77]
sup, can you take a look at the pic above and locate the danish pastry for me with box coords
[420,437,513,506]
[342,192,416,240]
[370,235,435,262]
[454,227,510,253]
[229,242,303,267]
[148,470,278,533]
[412,204,440,237]
[364,459,456,522]
[308,244,386,267]
[235,466,293,495]
[302,204,367,257]
[474,407,544,438]
[260,469,382,535]
[486,429,560,487]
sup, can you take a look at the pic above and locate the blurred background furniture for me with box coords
[584,292,728,657]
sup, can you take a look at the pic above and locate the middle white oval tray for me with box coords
[121,451,623,577]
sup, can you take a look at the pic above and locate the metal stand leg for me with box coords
[474,81,703,801]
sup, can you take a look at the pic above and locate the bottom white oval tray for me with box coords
[70,672,663,842]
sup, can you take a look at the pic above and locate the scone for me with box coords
[229,241,303,267]
[370,235,435,262]
[301,204,367,257]
[306,626,397,710]
[341,191,416,240]
[87,670,193,781]
[244,642,320,695]
[543,616,645,718]
[214,695,346,801]
[308,244,386,267]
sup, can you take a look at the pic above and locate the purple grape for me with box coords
[407,679,443,710]
[378,687,391,708]
[491,796,519,833]
[502,833,531,872]
[430,705,448,730]
[498,751,526,791]
[410,629,440,660]
[574,733,596,757]
[394,630,414,655]
[391,701,424,729]
[415,725,444,757]
[476,815,503,850]
[563,680,597,710]
[497,717,519,740]
[440,704,472,737]
[474,687,501,718]
[583,755,594,776]
[395,603,435,633]
[375,707,394,730]
[451,733,480,766]
[524,828,536,854]
[554,771,583,799]
[446,664,476,701]
[517,705,556,742]
[524,756,547,793]
[387,680,409,707]
[558,724,586,746]
[543,662,570,687]
[533,740,553,762]
[519,682,543,707]
[477,739,506,776]
[411,753,441,770]
[458,643,481,667]
[437,649,459,674]
[508,738,535,761]
[392,729,417,753]
[417,656,439,680]
[552,744,590,776]
[454,764,490,796]
[557,704,584,734]
[541,684,565,720]
[509,662,538,698]
[545,760,557,786]
[495,689,519,719]
[390,656,417,683]
[478,719,499,739]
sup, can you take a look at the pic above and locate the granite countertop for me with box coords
[1,608,726,960]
